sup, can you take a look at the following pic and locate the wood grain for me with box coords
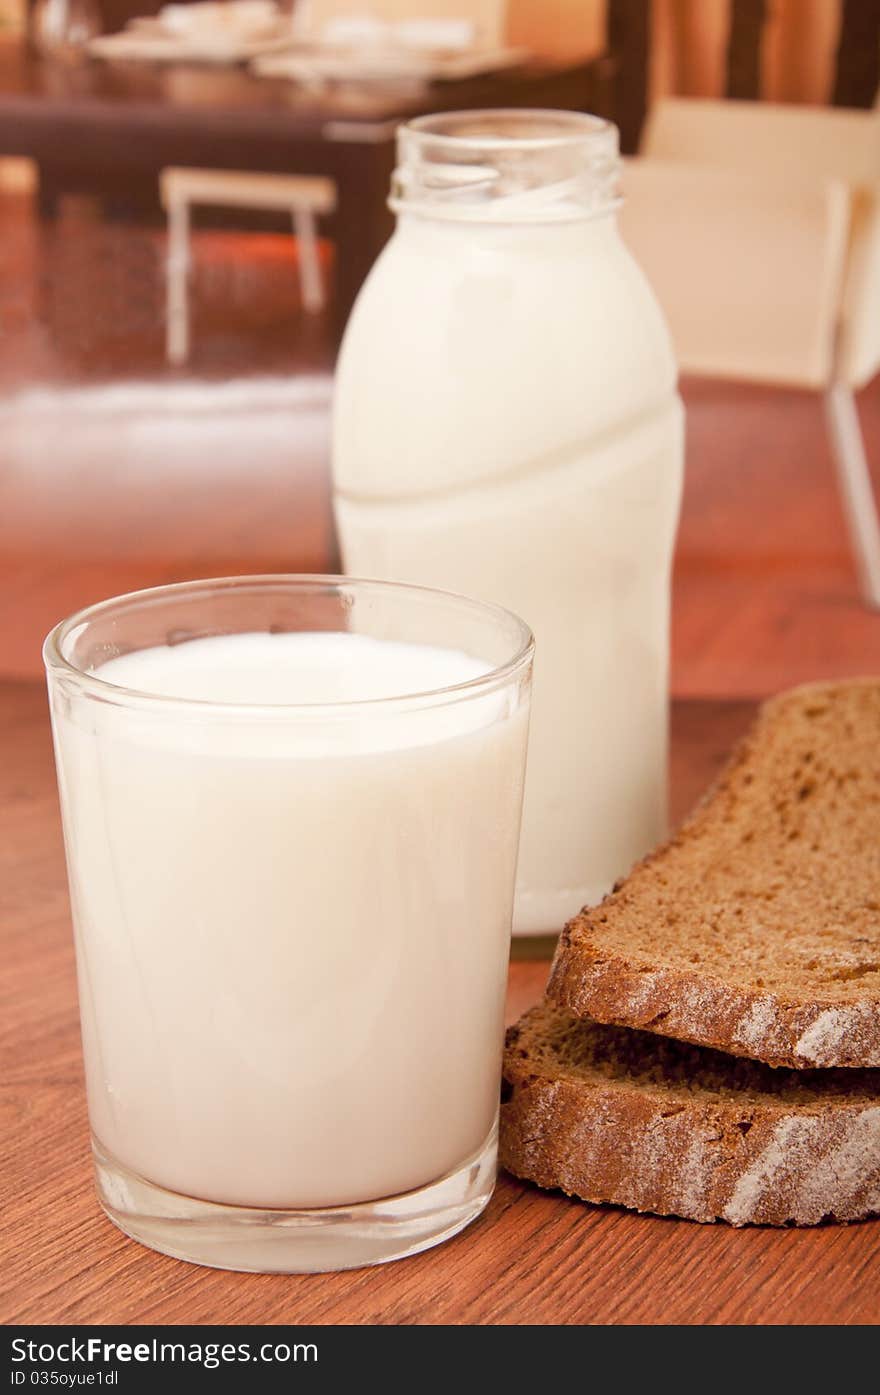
[1,682,877,1326]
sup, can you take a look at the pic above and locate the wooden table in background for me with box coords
[2,687,878,1325]
[0,40,610,331]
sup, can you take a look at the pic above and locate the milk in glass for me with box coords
[51,630,528,1209]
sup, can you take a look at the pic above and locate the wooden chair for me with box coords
[159,166,336,365]
[619,98,880,606]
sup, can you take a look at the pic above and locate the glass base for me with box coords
[92,1130,498,1274]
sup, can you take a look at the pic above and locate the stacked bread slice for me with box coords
[500,681,880,1225]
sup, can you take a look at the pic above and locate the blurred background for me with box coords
[1,0,878,695]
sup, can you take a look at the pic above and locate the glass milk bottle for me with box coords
[333,110,683,935]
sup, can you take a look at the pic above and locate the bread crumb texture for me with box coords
[501,1004,880,1225]
[548,680,880,1067]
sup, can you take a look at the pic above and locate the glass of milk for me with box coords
[44,575,533,1273]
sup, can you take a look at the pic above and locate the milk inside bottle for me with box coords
[333,110,684,933]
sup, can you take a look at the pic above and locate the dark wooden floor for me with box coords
[2,187,879,694]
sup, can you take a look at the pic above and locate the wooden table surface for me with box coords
[0,39,601,131]
[1,684,878,1326]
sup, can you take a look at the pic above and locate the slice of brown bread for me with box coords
[548,680,880,1068]
[500,1002,880,1225]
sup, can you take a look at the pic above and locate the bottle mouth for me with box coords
[390,109,620,223]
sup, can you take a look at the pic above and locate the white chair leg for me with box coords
[824,381,880,609]
[166,197,191,365]
[292,206,323,313]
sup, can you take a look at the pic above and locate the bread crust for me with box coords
[548,948,880,1069]
[548,681,880,1069]
[500,1011,880,1226]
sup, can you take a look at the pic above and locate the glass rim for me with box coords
[392,109,620,224]
[402,108,615,151]
[42,574,535,716]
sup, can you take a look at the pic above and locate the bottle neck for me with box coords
[390,109,621,227]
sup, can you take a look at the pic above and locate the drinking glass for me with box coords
[44,575,533,1272]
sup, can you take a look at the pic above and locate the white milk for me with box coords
[52,632,528,1209]
[333,113,684,933]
